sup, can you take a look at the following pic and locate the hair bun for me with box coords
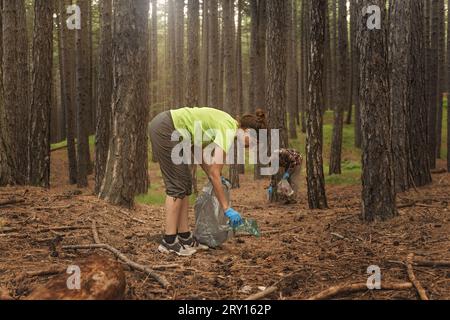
[255,109,267,127]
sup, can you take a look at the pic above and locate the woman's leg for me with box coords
[177,197,190,234]
[165,196,184,236]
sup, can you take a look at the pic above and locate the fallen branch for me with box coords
[431,168,447,174]
[0,225,91,234]
[33,204,73,211]
[62,243,170,289]
[331,232,346,240]
[245,269,305,300]
[308,282,413,300]
[16,267,65,282]
[406,253,429,300]
[397,201,447,210]
[245,286,278,300]
[91,220,101,244]
[0,199,25,207]
[263,226,302,236]
[118,210,146,224]
[414,260,450,268]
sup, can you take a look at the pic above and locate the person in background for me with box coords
[267,148,303,204]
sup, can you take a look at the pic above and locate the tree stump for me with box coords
[25,256,126,300]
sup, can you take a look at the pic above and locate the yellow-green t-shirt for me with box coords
[170,107,238,153]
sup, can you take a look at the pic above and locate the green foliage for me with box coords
[50,136,96,151]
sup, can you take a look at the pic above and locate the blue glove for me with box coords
[225,208,243,228]
[282,172,290,180]
[221,176,229,185]
[267,186,273,198]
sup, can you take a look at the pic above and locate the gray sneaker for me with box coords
[178,234,210,251]
[158,238,197,257]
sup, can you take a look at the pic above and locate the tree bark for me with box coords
[134,0,151,195]
[200,0,209,106]
[28,0,54,188]
[150,0,158,112]
[95,0,113,195]
[236,0,244,117]
[287,0,298,140]
[249,0,266,113]
[175,0,185,108]
[99,0,150,208]
[186,0,200,106]
[359,0,397,222]
[352,0,362,148]
[389,0,410,192]
[16,0,30,179]
[447,0,450,172]
[436,0,445,159]
[329,0,348,175]
[59,0,78,185]
[1,0,26,185]
[266,0,288,149]
[208,0,220,107]
[306,0,328,210]
[168,0,176,108]
[76,0,93,187]
[428,0,439,169]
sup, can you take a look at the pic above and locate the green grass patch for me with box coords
[51,135,96,151]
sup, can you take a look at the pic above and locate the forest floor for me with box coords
[0,146,449,300]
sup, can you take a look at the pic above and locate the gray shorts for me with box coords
[149,111,192,199]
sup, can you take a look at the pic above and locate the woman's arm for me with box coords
[200,146,243,227]
[200,148,229,210]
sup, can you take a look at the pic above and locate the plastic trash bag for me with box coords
[277,179,294,198]
[194,179,232,248]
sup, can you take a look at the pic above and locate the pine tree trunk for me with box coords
[306,0,328,210]
[266,0,288,149]
[16,0,30,179]
[168,0,176,108]
[447,0,450,172]
[249,0,266,114]
[200,0,209,107]
[436,0,445,159]
[187,0,200,106]
[28,0,54,188]
[287,0,298,140]
[236,0,244,117]
[1,0,26,185]
[58,0,78,185]
[300,0,309,134]
[134,0,151,195]
[389,0,410,192]
[359,0,397,222]
[76,0,93,187]
[0,0,11,186]
[236,0,245,175]
[150,0,158,113]
[408,0,432,187]
[329,0,348,175]
[208,0,220,107]
[187,0,200,194]
[95,0,113,195]
[175,0,185,107]
[352,0,362,148]
[428,0,439,169]
[99,0,150,208]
